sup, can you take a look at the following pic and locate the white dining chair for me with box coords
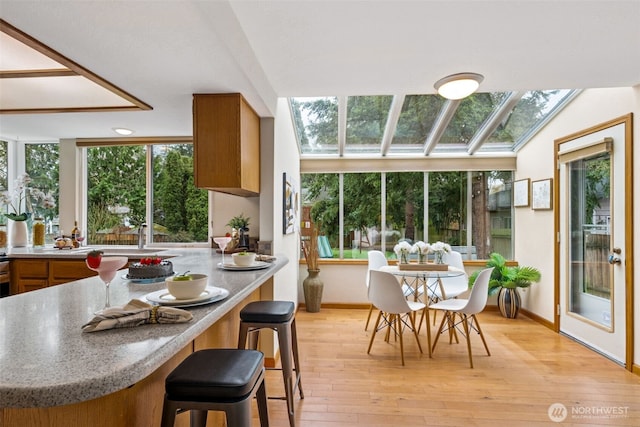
[365,250,388,330]
[429,267,493,368]
[435,250,469,300]
[367,270,426,365]
[429,250,469,325]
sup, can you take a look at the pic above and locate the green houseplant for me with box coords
[226,213,250,230]
[469,252,541,318]
[227,213,250,248]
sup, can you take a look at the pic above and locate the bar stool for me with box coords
[160,348,269,427]
[238,300,303,427]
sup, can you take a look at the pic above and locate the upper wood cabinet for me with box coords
[193,93,260,197]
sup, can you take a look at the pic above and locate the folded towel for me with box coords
[82,299,193,332]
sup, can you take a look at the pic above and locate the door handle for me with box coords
[608,254,621,265]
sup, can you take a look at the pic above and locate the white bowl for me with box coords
[166,273,208,299]
[232,252,256,267]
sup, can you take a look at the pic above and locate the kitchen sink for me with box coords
[90,247,169,256]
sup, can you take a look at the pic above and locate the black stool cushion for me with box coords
[240,301,295,323]
[165,349,263,401]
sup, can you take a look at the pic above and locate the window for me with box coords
[301,170,513,261]
[86,143,207,245]
[151,144,208,243]
[25,143,59,236]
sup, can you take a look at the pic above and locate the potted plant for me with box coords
[227,213,250,248]
[469,252,541,318]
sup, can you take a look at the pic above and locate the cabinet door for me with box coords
[193,93,260,196]
[49,260,97,286]
[11,260,49,294]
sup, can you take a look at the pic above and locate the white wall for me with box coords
[270,98,301,306]
[210,192,259,238]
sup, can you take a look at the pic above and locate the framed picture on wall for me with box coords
[283,172,299,234]
[532,178,553,210]
[513,178,530,207]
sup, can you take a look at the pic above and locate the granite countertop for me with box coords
[0,248,288,408]
[5,245,176,259]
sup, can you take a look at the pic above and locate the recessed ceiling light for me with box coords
[434,72,484,100]
[112,127,134,136]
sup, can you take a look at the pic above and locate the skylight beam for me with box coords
[338,96,347,157]
[380,94,405,156]
[423,99,460,155]
[467,91,525,155]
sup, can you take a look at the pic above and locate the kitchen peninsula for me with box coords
[0,248,288,427]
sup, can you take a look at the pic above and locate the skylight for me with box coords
[291,89,578,158]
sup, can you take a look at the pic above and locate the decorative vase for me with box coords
[10,220,28,248]
[435,251,444,264]
[497,287,521,318]
[418,253,427,264]
[400,252,409,264]
[303,269,323,313]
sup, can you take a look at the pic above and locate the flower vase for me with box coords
[10,220,28,248]
[435,251,444,264]
[303,269,323,313]
[400,253,409,264]
[418,253,427,264]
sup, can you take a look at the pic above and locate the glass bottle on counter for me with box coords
[0,223,6,251]
[32,217,46,248]
[71,220,80,248]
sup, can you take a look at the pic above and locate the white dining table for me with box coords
[379,264,466,303]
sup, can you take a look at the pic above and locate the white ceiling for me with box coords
[1,0,639,143]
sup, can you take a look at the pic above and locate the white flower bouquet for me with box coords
[412,241,431,263]
[393,241,413,264]
[430,241,451,264]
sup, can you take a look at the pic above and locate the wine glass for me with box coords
[86,256,128,311]
[213,236,232,265]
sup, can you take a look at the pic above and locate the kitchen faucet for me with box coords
[138,223,147,249]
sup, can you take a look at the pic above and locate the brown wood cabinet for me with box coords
[10,259,98,294]
[193,93,260,196]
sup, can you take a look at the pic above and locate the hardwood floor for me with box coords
[256,307,640,426]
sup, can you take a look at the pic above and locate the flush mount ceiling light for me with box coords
[434,72,484,100]
[112,127,134,136]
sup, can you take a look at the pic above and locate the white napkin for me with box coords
[82,299,193,332]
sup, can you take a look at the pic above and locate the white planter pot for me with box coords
[10,220,28,247]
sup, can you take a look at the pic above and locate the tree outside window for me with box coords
[86,144,207,245]
[301,170,513,261]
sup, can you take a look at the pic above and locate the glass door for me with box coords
[557,117,631,366]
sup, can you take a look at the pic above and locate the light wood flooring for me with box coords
[256,307,640,427]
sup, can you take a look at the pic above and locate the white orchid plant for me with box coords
[0,174,56,222]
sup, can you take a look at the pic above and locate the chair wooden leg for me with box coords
[364,303,374,330]
[408,312,423,355]
[397,315,405,366]
[462,314,474,368]
[472,314,491,356]
[431,310,448,353]
[367,311,383,354]
[447,312,459,344]
[423,308,432,358]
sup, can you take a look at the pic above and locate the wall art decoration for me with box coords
[532,178,553,210]
[283,172,299,234]
[513,178,530,207]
